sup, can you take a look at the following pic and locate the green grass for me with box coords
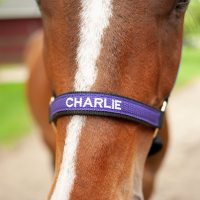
[0,0,5,4]
[184,0,200,36]
[176,47,200,88]
[0,83,32,147]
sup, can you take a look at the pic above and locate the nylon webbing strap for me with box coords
[49,92,164,128]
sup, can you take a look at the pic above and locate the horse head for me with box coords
[35,0,189,199]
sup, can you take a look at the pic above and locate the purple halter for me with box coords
[49,92,167,129]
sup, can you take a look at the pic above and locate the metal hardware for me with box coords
[153,128,159,138]
[49,96,55,105]
[161,100,168,112]
[153,100,168,138]
[49,96,57,133]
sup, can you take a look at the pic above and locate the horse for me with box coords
[26,0,189,199]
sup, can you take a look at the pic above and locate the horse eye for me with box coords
[175,0,190,10]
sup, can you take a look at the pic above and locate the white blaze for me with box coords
[75,0,113,91]
[50,1,113,200]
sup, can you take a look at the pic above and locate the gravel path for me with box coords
[151,79,200,200]
[0,131,52,200]
[0,79,200,200]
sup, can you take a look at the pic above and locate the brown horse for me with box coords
[26,1,189,199]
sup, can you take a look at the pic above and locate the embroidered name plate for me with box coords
[50,92,163,128]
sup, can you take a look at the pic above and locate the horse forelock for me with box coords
[51,1,113,199]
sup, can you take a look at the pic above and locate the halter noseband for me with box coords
[49,92,167,132]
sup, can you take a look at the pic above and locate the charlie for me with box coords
[66,97,122,110]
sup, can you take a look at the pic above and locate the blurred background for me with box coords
[0,0,199,200]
